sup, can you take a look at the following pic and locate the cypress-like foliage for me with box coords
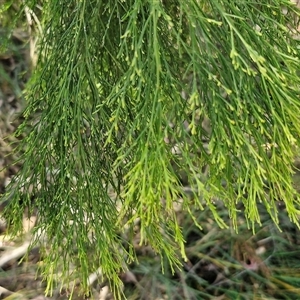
[2,0,300,297]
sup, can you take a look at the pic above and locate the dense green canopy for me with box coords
[2,0,300,297]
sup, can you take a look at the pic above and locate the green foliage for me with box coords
[2,0,300,297]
